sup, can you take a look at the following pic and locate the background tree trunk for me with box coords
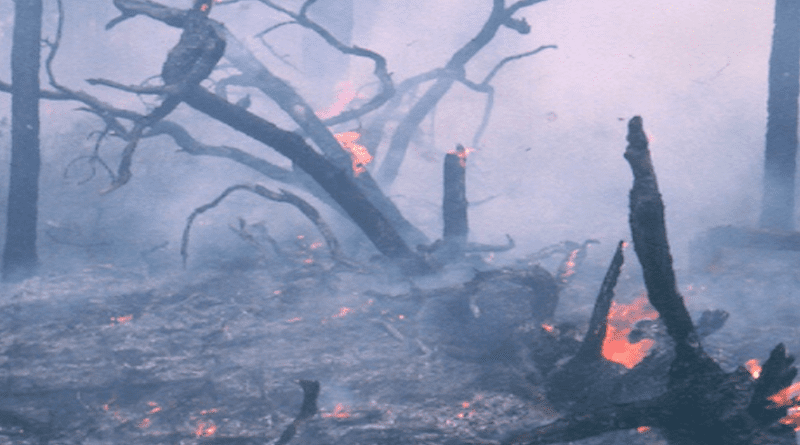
[760,0,800,231]
[3,0,42,281]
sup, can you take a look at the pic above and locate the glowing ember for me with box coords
[310,242,323,250]
[560,249,579,281]
[110,314,133,325]
[332,307,353,318]
[195,421,217,437]
[138,418,151,428]
[637,426,651,433]
[602,295,658,369]
[745,359,762,379]
[316,81,365,119]
[541,323,555,333]
[447,145,475,168]
[335,131,373,176]
[322,403,351,418]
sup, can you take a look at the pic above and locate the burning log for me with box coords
[503,117,799,445]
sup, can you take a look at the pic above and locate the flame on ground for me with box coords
[322,403,351,418]
[602,295,658,369]
[334,131,373,176]
[195,421,217,437]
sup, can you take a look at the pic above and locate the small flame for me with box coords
[332,307,353,318]
[110,314,133,325]
[769,382,800,431]
[322,403,351,418]
[745,359,761,379]
[541,323,555,333]
[138,418,151,428]
[637,426,651,433]
[769,382,800,407]
[602,295,658,369]
[335,131,373,176]
[780,407,800,431]
[559,249,579,281]
[448,145,475,168]
[195,421,217,437]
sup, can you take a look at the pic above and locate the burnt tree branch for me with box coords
[180,184,344,266]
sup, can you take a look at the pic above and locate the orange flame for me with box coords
[602,295,658,369]
[322,403,351,418]
[768,382,800,431]
[745,359,762,379]
[335,131,372,176]
[332,307,353,318]
[541,323,555,333]
[637,426,651,433]
[448,146,475,168]
[195,421,217,437]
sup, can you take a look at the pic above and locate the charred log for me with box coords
[504,117,798,445]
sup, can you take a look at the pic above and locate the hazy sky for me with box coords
[0,0,783,269]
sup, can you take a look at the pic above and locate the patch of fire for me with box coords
[334,131,373,176]
[321,403,351,419]
[602,295,658,369]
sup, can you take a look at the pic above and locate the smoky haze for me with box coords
[0,1,773,273]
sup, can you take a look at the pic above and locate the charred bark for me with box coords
[3,0,43,281]
[760,0,800,231]
[443,145,469,245]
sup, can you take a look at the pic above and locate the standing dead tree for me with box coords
[503,117,799,445]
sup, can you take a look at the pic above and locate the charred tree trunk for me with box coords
[504,117,798,445]
[3,0,42,281]
[760,0,800,231]
[442,145,468,253]
[181,85,429,273]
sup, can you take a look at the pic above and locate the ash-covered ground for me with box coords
[0,240,797,445]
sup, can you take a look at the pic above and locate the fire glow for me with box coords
[334,131,372,176]
[322,403,351,419]
[745,359,762,379]
[602,295,658,369]
[447,145,475,168]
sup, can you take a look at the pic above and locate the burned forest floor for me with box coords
[1,242,799,445]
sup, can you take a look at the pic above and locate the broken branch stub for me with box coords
[623,116,700,357]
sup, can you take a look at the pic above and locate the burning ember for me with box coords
[195,421,217,437]
[447,145,475,168]
[332,307,353,319]
[334,131,373,176]
[322,403,351,419]
[745,359,762,379]
[602,295,658,369]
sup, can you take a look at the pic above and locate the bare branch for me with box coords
[254,0,395,125]
[180,184,344,267]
